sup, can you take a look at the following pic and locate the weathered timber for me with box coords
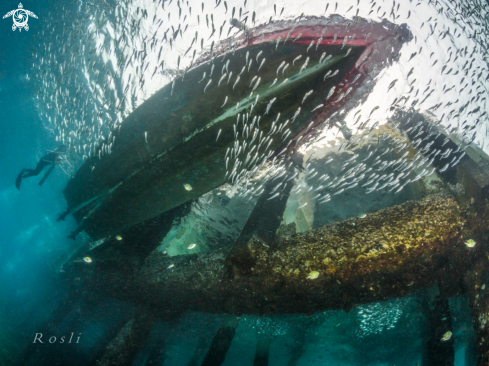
[96,311,155,366]
[226,168,296,275]
[87,199,195,265]
[200,317,239,366]
[187,337,208,366]
[76,193,481,316]
[395,109,489,205]
[425,294,455,366]
[464,256,489,366]
[253,337,273,366]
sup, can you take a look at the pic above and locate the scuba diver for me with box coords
[15,145,67,190]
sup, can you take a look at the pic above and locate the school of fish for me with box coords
[31,0,489,218]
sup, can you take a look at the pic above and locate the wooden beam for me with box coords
[80,193,479,316]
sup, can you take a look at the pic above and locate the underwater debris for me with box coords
[83,256,92,263]
[187,243,197,250]
[115,235,123,241]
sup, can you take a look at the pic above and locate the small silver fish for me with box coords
[292,55,302,65]
[276,61,285,75]
[335,92,345,103]
[265,97,277,114]
[306,40,314,52]
[267,191,280,200]
[284,27,295,43]
[279,78,289,86]
[251,77,261,91]
[326,86,335,99]
[249,75,257,87]
[247,58,253,72]
[311,104,324,112]
[273,113,281,125]
[218,73,227,86]
[319,52,326,63]
[265,137,273,151]
[299,57,310,74]
[316,38,323,50]
[388,79,398,91]
[439,163,450,172]
[198,72,206,83]
[291,107,301,122]
[275,36,282,49]
[329,69,339,78]
[302,90,313,104]
[282,63,289,74]
[204,79,212,92]
[256,50,263,62]
[233,76,240,89]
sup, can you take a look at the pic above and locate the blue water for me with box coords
[0,1,74,361]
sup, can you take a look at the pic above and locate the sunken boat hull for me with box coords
[63,17,411,240]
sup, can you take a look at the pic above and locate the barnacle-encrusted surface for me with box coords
[96,313,155,366]
[266,194,465,282]
[134,194,474,315]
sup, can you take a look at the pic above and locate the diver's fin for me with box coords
[67,225,83,240]
[15,169,25,190]
[38,164,55,186]
[57,208,71,222]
